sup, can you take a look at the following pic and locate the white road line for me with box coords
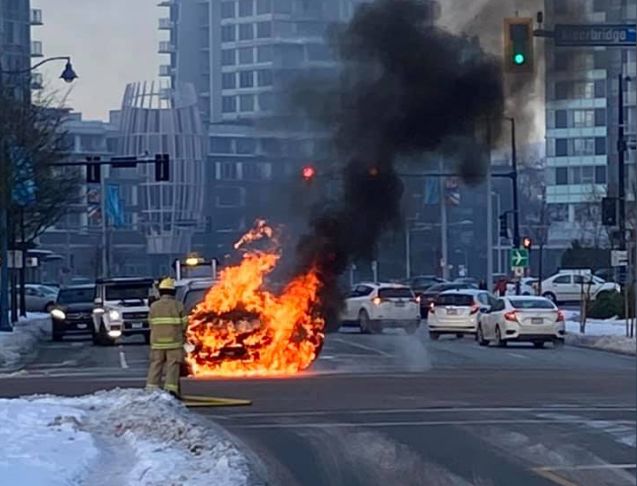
[118,346,129,369]
[233,418,636,430]
[219,406,636,420]
[535,464,637,472]
[508,352,529,359]
[331,338,392,357]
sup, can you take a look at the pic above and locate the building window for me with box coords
[238,47,254,64]
[555,167,568,185]
[257,45,273,62]
[239,0,253,17]
[555,110,567,128]
[258,92,274,111]
[594,165,606,184]
[581,166,594,184]
[239,23,254,40]
[218,162,239,180]
[256,21,272,38]
[222,73,236,89]
[210,137,233,154]
[273,0,292,13]
[573,110,594,128]
[216,187,245,207]
[221,1,235,18]
[594,79,606,98]
[236,138,257,154]
[548,203,569,222]
[239,70,254,87]
[555,81,569,100]
[573,138,594,156]
[239,94,255,112]
[257,69,273,86]
[243,162,270,180]
[221,49,236,66]
[595,137,606,155]
[307,44,330,61]
[222,96,237,113]
[221,25,235,42]
[593,50,607,69]
[555,139,568,157]
[257,0,271,14]
[594,108,606,127]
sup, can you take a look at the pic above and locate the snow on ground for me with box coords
[0,389,258,486]
[0,313,50,369]
[564,314,636,355]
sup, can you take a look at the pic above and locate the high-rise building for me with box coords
[158,0,365,254]
[0,0,43,94]
[544,0,636,250]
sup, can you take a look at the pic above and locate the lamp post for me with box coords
[0,56,77,332]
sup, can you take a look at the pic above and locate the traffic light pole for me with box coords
[618,74,626,253]
[506,117,522,295]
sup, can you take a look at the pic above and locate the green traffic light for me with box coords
[513,53,526,65]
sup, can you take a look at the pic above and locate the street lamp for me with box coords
[0,56,78,332]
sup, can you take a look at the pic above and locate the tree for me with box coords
[0,89,81,319]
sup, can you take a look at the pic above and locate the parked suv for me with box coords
[91,278,154,346]
[50,285,95,341]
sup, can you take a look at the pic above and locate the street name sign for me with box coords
[555,24,637,47]
[510,248,529,269]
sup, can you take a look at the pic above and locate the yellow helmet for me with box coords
[158,278,176,291]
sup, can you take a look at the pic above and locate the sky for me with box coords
[33,0,162,121]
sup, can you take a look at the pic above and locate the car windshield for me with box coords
[510,299,556,310]
[184,289,207,313]
[57,288,95,304]
[105,283,150,301]
[436,294,474,306]
[37,286,58,296]
[379,288,413,299]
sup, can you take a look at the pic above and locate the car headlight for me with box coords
[50,309,66,320]
[108,310,122,321]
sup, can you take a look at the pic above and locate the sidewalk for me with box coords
[565,312,636,355]
[0,313,50,370]
[0,389,260,486]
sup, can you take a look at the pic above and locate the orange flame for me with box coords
[186,221,325,377]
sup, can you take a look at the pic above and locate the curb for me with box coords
[565,334,636,357]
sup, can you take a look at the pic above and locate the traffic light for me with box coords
[155,153,170,182]
[301,165,316,183]
[86,157,101,184]
[522,237,532,250]
[504,18,534,73]
[602,197,617,226]
[499,214,508,239]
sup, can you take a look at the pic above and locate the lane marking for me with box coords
[232,418,636,430]
[331,338,392,357]
[118,346,129,369]
[536,464,637,472]
[218,406,637,420]
[507,352,529,360]
[532,468,578,486]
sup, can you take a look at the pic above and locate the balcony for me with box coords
[30,9,43,26]
[31,41,43,58]
[30,72,43,90]
[159,64,174,77]
[158,18,174,30]
[158,41,175,53]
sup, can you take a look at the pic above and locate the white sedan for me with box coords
[476,296,565,348]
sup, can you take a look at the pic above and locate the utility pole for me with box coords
[405,221,411,279]
[618,74,626,253]
[100,173,108,278]
[486,130,494,293]
[508,117,521,295]
[440,172,449,280]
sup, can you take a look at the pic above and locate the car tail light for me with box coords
[415,296,421,303]
[429,301,435,311]
[504,311,518,322]
[470,304,480,315]
[372,297,382,306]
[556,310,565,322]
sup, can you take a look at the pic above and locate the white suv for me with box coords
[540,271,620,304]
[340,283,420,334]
[427,289,492,340]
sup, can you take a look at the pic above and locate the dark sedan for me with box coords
[50,284,96,341]
[419,282,478,318]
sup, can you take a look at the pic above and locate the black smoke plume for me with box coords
[294,0,506,329]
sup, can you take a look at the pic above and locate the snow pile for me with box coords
[0,313,50,369]
[0,389,258,486]
[565,318,636,355]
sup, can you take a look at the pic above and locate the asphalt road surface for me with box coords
[1,324,635,486]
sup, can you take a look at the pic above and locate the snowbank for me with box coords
[0,389,258,486]
[565,318,636,355]
[0,313,50,369]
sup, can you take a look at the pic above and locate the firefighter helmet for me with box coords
[158,278,176,291]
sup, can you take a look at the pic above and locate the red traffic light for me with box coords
[302,165,316,181]
[522,237,532,249]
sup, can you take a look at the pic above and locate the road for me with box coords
[0,325,635,486]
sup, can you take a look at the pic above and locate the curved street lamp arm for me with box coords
[1,56,71,75]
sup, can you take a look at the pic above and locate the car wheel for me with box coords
[404,323,419,335]
[359,310,371,334]
[428,331,440,341]
[52,332,63,342]
[533,341,545,349]
[456,333,464,339]
[495,326,507,347]
[476,325,489,347]
[542,292,557,304]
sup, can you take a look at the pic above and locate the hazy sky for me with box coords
[33,0,162,121]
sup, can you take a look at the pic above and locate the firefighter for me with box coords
[145,277,188,396]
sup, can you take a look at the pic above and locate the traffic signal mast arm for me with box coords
[55,153,171,183]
